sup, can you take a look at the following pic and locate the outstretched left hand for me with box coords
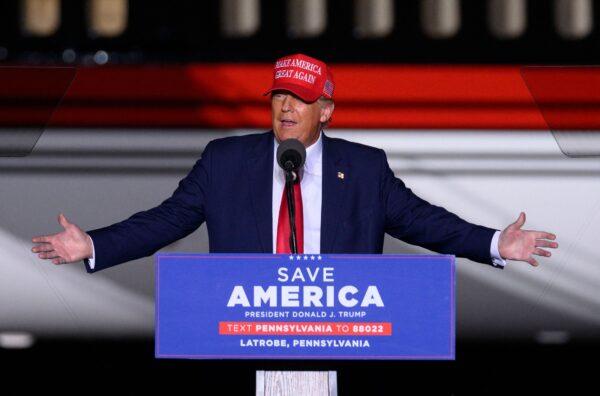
[498,212,558,267]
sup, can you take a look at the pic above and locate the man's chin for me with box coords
[274,130,303,143]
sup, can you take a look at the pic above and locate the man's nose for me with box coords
[281,95,294,112]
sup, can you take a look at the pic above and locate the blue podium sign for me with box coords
[155,254,455,360]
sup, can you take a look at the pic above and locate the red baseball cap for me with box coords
[264,53,335,103]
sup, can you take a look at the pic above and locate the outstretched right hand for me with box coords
[31,213,93,265]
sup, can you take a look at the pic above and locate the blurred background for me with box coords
[1,0,599,394]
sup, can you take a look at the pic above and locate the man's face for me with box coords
[271,91,333,147]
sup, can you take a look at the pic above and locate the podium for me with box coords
[155,254,455,395]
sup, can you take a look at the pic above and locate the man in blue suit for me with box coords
[32,54,558,271]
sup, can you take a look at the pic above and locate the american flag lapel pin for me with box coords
[337,171,345,180]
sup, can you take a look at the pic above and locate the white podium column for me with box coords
[256,371,338,396]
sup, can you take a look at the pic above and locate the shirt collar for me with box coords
[304,131,323,176]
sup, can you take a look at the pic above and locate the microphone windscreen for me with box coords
[277,138,306,171]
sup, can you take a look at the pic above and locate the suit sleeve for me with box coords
[380,150,499,267]
[84,142,213,273]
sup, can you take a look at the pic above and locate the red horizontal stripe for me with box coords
[1,64,597,129]
[218,321,392,336]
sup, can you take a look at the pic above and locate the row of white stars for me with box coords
[289,255,322,261]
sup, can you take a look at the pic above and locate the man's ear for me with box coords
[320,101,335,123]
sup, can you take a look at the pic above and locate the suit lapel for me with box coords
[247,131,274,253]
[320,133,349,253]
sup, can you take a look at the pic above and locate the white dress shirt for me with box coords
[88,132,506,268]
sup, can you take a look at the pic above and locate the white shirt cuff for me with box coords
[490,230,506,268]
[86,234,96,270]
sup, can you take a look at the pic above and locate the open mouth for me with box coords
[280,119,297,127]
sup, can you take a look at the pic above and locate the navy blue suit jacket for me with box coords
[86,131,498,273]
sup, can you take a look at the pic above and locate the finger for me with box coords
[512,212,526,229]
[535,240,559,249]
[526,256,539,267]
[39,251,59,260]
[58,213,70,229]
[32,235,52,243]
[52,257,67,265]
[32,243,54,253]
[535,231,556,241]
[533,248,551,257]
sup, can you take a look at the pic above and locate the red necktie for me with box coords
[276,180,304,254]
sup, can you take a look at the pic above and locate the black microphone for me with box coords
[277,138,306,174]
[276,138,306,254]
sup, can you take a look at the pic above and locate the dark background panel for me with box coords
[1,0,599,65]
[1,339,596,394]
